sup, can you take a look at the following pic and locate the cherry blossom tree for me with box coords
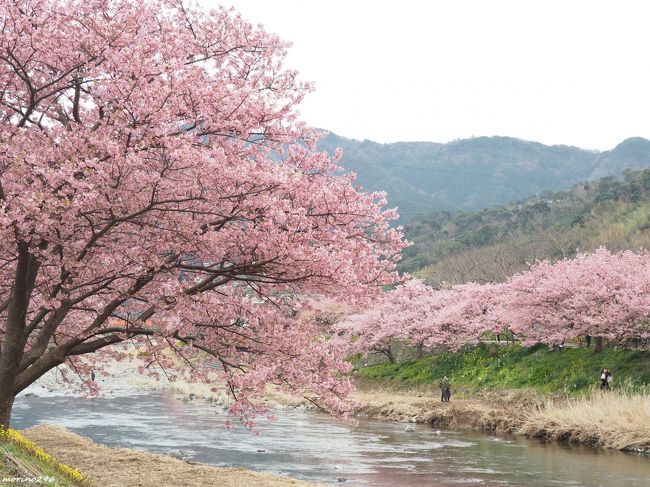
[338,280,506,358]
[337,280,429,363]
[507,248,650,352]
[0,0,405,427]
[341,248,650,373]
[427,282,508,349]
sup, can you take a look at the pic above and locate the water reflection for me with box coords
[11,390,650,486]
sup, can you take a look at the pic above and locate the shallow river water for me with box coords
[10,390,650,486]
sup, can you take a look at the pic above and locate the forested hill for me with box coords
[401,167,650,284]
[318,133,650,222]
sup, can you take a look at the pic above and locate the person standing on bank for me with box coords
[600,368,612,390]
[439,376,451,402]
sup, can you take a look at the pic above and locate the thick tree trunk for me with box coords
[381,348,395,363]
[0,390,15,429]
[0,242,40,428]
[0,334,23,428]
[0,350,21,428]
[415,342,423,359]
[0,325,24,429]
[594,336,603,354]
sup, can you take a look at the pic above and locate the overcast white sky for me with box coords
[203,0,650,150]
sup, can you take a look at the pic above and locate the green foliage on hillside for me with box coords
[319,133,650,222]
[400,167,650,282]
[356,343,650,394]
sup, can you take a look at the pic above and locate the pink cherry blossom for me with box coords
[0,0,405,427]
[507,247,650,347]
[338,280,507,357]
[340,248,650,360]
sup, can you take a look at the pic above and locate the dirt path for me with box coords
[21,425,319,487]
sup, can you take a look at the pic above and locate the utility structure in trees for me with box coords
[0,0,405,428]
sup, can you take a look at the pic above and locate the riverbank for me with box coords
[349,342,650,452]
[0,427,85,487]
[158,373,650,453]
[351,387,650,453]
[22,352,650,456]
[518,389,650,451]
[20,425,319,487]
[353,390,526,433]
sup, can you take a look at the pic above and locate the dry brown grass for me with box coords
[518,388,650,451]
[21,425,320,487]
[353,387,650,452]
[352,390,525,433]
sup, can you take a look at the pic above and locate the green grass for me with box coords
[0,442,77,486]
[356,343,650,393]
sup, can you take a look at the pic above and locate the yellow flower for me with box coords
[0,426,88,484]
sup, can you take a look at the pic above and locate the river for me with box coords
[10,390,650,486]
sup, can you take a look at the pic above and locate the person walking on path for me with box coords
[439,376,451,402]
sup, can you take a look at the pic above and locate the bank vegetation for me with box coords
[518,386,650,451]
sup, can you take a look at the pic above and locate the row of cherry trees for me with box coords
[338,248,650,359]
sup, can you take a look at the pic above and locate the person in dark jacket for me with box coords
[439,376,451,402]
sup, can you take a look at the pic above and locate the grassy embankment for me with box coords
[354,343,650,451]
[0,427,87,486]
[356,343,650,393]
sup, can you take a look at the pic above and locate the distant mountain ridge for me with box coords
[317,133,650,221]
[401,165,650,283]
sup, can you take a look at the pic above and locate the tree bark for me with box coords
[594,336,603,354]
[0,346,21,428]
[0,242,40,428]
[381,348,395,363]
[0,392,15,429]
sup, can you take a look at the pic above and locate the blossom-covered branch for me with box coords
[0,0,405,427]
